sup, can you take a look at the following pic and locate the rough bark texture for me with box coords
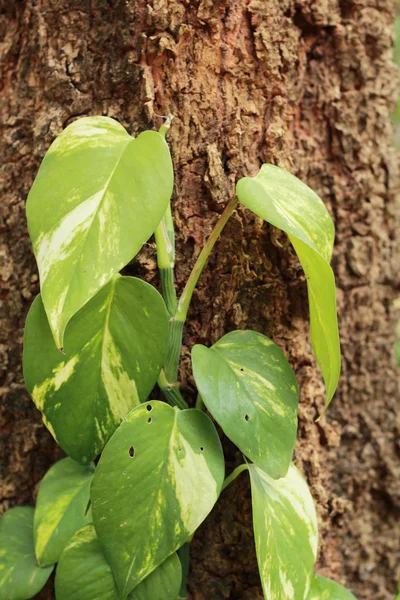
[1,1,399,599]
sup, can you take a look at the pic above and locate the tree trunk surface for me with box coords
[1,1,399,599]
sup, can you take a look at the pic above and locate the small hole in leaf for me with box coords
[128,446,135,458]
[146,405,152,412]
[147,417,152,424]
[123,471,127,475]
[245,414,250,421]
[200,446,204,452]
[240,367,244,372]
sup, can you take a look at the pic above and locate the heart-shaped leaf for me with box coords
[26,116,173,348]
[23,275,169,463]
[34,458,94,566]
[91,401,224,598]
[249,463,318,600]
[236,164,340,410]
[0,507,53,600]
[192,330,298,479]
[307,575,357,599]
[55,524,182,600]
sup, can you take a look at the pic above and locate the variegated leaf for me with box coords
[55,524,182,600]
[192,330,298,479]
[34,458,94,566]
[249,463,318,600]
[0,507,53,600]
[236,164,340,410]
[307,575,357,599]
[130,552,181,600]
[23,275,169,463]
[26,116,173,349]
[91,401,224,598]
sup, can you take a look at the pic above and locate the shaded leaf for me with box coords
[192,330,298,478]
[91,401,224,598]
[0,507,53,600]
[236,164,340,409]
[26,116,173,348]
[55,524,182,600]
[34,458,94,566]
[23,275,169,463]
[249,463,318,600]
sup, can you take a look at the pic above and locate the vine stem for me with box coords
[175,196,239,323]
[222,463,248,492]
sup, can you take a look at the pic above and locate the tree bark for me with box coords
[1,1,399,599]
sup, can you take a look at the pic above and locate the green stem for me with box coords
[195,393,204,411]
[158,369,188,410]
[163,319,184,383]
[175,196,239,323]
[156,117,177,316]
[222,463,248,492]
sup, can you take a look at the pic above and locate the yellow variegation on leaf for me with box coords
[192,330,298,479]
[236,164,341,411]
[55,524,182,600]
[26,116,173,348]
[23,276,169,463]
[0,507,53,600]
[91,401,224,599]
[249,463,318,600]
[33,458,94,567]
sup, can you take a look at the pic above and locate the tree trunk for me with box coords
[1,1,399,599]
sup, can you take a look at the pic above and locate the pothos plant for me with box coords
[0,115,357,600]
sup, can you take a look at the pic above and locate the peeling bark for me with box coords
[1,1,399,599]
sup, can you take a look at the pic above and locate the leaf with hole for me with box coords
[0,507,53,600]
[26,116,173,348]
[23,275,169,463]
[249,463,318,600]
[55,524,182,600]
[192,330,298,479]
[91,401,224,598]
[307,575,357,600]
[236,164,340,410]
[33,458,94,566]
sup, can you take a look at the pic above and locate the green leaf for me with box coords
[236,164,340,409]
[130,553,181,600]
[55,525,117,600]
[26,116,173,349]
[192,330,298,479]
[249,463,318,600]
[307,575,357,599]
[33,458,94,566]
[55,524,182,600]
[91,401,224,598]
[0,507,53,600]
[23,275,169,463]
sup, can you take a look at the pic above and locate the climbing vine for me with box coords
[0,116,356,600]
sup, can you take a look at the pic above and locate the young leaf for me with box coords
[192,330,298,479]
[26,116,173,349]
[236,164,340,409]
[91,401,224,598]
[0,507,53,600]
[33,458,94,566]
[249,463,318,600]
[23,275,169,463]
[55,524,182,600]
[307,575,357,599]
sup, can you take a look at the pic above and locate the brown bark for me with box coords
[1,1,399,599]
